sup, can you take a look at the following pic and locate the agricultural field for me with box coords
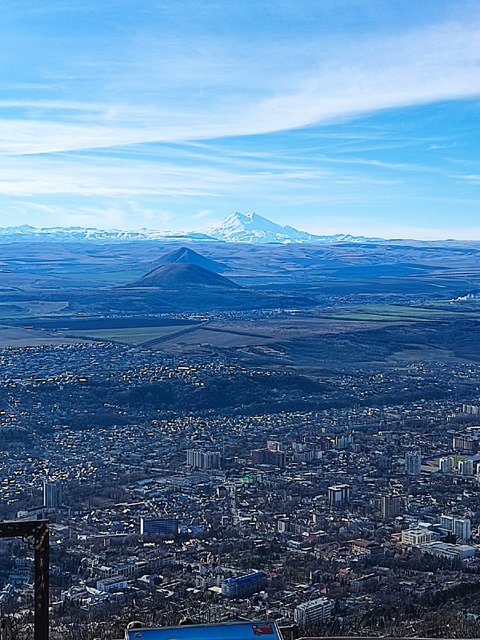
[0,300,69,318]
[68,324,198,345]
[324,304,470,323]
[0,325,85,348]
[0,316,203,347]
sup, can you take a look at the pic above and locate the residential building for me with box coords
[439,456,454,473]
[221,571,267,598]
[96,576,127,593]
[43,480,62,509]
[381,495,403,519]
[439,514,471,541]
[328,484,350,509]
[405,451,421,476]
[401,527,435,546]
[186,449,221,469]
[140,516,178,538]
[458,459,474,476]
[294,597,333,626]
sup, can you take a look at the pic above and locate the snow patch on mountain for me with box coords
[208,212,381,244]
[0,226,216,242]
[0,213,383,244]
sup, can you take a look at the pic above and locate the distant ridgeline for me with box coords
[0,212,384,244]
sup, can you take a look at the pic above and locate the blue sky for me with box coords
[0,0,480,239]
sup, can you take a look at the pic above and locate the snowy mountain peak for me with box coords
[0,213,383,244]
[209,211,321,243]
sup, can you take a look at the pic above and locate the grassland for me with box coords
[325,304,470,323]
[0,300,69,319]
[0,316,203,347]
[67,324,198,345]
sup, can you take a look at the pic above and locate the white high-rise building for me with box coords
[381,495,403,519]
[43,480,62,509]
[458,459,474,476]
[453,517,471,541]
[462,404,479,415]
[405,451,421,476]
[440,514,454,531]
[328,484,350,509]
[439,456,454,473]
[439,514,471,541]
[186,450,221,469]
[294,597,333,627]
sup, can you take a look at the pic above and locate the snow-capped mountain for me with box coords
[208,212,381,244]
[0,226,215,242]
[0,213,383,243]
[208,212,316,243]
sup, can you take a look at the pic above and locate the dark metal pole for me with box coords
[34,522,49,640]
[0,520,49,640]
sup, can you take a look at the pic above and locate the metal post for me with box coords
[34,522,49,640]
[0,520,49,640]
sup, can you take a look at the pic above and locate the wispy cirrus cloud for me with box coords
[453,174,480,184]
[1,14,480,155]
[0,148,408,200]
[1,0,479,237]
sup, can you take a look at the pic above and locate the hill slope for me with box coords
[130,264,240,289]
[151,246,225,272]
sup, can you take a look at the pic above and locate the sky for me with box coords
[0,0,480,240]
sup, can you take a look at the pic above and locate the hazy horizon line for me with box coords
[0,218,479,244]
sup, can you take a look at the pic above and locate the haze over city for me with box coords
[1,0,480,239]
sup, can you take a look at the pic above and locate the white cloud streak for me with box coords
[453,174,480,184]
[0,18,479,155]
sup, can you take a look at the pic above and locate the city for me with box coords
[1,328,480,638]
[2,1,480,638]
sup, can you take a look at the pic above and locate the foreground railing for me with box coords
[0,520,49,640]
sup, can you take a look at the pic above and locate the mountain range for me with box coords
[0,225,213,242]
[0,212,383,244]
[208,212,381,244]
